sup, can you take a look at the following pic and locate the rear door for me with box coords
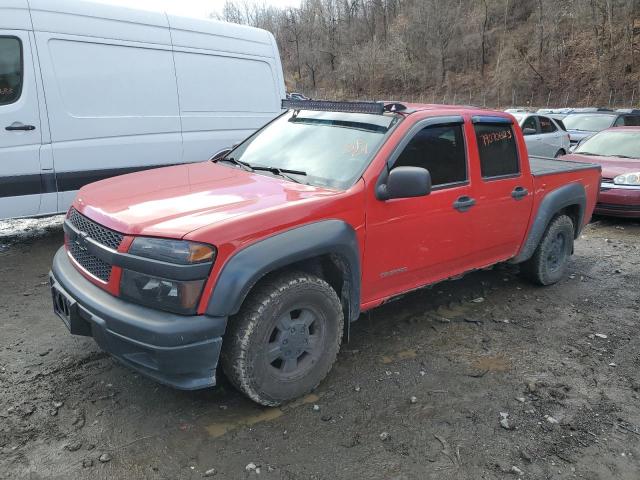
[0,31,42,219]
[470,117,534,264]
[538,115,562,157]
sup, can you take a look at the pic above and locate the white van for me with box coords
[0,0,285,219]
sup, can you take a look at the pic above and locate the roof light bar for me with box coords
[282,99,384,115]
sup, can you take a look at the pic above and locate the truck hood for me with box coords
[74,162,341,238]
[563,153,640,180]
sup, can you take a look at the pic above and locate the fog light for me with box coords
[120,269,205,315]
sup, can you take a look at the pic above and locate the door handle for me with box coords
[511,186,528,200]
[453,196,476,212]
[5,122,36,131]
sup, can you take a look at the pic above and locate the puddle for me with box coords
[470,355,511,372]
[205,393,320,438]
[381,349,417,364]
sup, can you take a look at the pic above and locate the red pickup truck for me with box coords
[50,100,601,406]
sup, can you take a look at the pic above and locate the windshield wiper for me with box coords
[214,156,253,171]
[250,165,307,184]
[610,154,636,159]
[574,151,599,156]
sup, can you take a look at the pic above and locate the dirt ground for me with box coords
[0,216,639,480]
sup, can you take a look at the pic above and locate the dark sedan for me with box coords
[563,127,640,218]
[564,112,640,147]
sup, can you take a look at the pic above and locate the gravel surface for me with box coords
[0,216,639,479]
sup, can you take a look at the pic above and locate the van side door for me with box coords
[0,32,42,219]
[31,4,181,213]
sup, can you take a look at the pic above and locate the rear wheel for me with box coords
[521,214,574,285]
[221,271,343,406]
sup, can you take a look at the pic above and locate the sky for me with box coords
[92,0,301,18]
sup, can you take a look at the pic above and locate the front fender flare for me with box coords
[511,182,586,264]
[205,220,361,323]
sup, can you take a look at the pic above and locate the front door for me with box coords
[522,115,543,156]
[0,31,42,219]
[362,118,478,303]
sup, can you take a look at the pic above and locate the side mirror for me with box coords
[522,127,537,136]
[209,148,232,161]
[378,166,432,200]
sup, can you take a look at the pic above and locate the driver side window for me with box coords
[392,124,467,187]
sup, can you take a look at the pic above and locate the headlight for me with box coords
[128,237,216,264]
[122,238,216,314]
[613,172,640,186]
[120,270,205,315]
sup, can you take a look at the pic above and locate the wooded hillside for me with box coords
[219,0,640,108]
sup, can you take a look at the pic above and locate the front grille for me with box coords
[68,208,123,250]
[67,209,124,282]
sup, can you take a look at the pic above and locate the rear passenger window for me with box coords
[474,124,520,178]
[539,116,557,133]
[0,37,22,106]
[522,116,537,134]
[392,124,467,187]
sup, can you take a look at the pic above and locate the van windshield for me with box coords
[223,110,400,189]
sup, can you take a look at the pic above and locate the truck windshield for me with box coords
[224,110,400,189]
[575,130,640,159]
[563,114,615,131]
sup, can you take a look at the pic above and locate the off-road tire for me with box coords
[521,214,574,286]
[221,271,344,406]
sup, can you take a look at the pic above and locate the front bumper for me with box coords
[49,247,227,390]
[597,183,640,218]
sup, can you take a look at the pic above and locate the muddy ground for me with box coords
[0,217,639,480]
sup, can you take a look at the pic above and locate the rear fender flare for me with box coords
[205,220,361,325]
[511,182,586,264]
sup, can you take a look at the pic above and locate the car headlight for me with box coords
[121,238,216,314]
[613,172,640,186]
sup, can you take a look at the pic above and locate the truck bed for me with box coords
[530,156,600,177]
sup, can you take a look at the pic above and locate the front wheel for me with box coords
[221,271,344,406]
[520,214,574,285]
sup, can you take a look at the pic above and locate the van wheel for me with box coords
[554,149,566,158]
[521,215,574,286]
[221,271,343,406]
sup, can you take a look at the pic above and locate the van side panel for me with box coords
[168,15,284,162]
[29,0,171,45]
[1,0,30,29]
[30,4,182,211]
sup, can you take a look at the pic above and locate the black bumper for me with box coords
[49,247,227,390]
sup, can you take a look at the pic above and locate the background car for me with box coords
[563,127,640,217]
[563,111,640,148]
[511,112,570,157]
